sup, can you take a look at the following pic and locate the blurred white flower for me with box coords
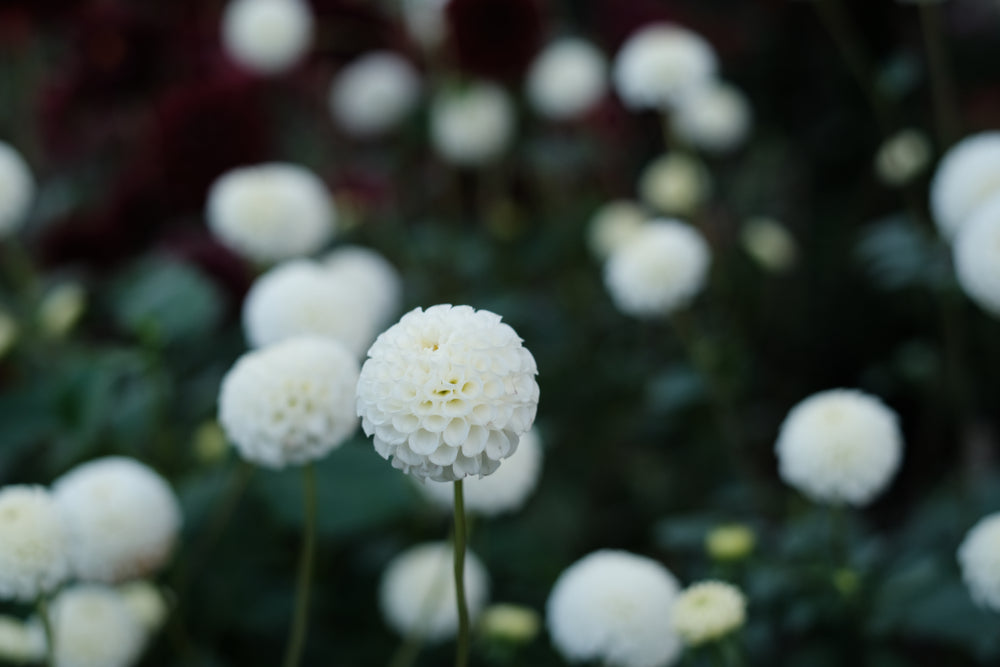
[671,82,752,153]
[740,217,797,273]
[775,389,903,506]
[0,309,17,359]
[329,52,421,137]
[0,616,44,665]
[400,0,449,50]
[958,512,1000,612]
[930,131,1000,240]
[638,153,711,216]
[379,542,489,642]
[0,486,69,602]
[613,23,717,111]
[357,304,539,482]
[526,38,608,120]
[48,585,145,667]
[118,581,169,635]
[954,194,1000,317]
[207,163,335,264]
[587,200,648,260]
[0,141,34,237]
[671,581,747,647]
[547,549,682,667]
[219,336,360,469]
[430,84,515,167]
[875,128,932,187]
[478,603,541,644]
[221,0,314,74]
[323,245,403,335]
[38,282,86,338]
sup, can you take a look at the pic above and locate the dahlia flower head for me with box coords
[588,200,648,260]
[357,304,539,482]
[671,82,752,153]
[613,23,717,111]
[221,0,314,74]
[206,163,335,264]
[547,549,682,667]
[324,245,403,335]
[930,131,1000,240]
[329,51,421,138]
[953,194,1000,318]
[671,581,747,647]
[958,512,1000,612]
[0,486,70,602]
[526,38,608,120]
[219,336,360,469]
[430,83,515,167]
[0,141,34,238]
[48,585,146,667]
[379,541,490,641]
[875,128,931,187]
[53,457,182,583]
[604,219,711,318]
[0,616,44,665]
[775,389,903,506]
[638,153,711,216]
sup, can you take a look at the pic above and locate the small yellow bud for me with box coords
[38,282,86,337]
[706,524,755,562]
[0,311,18,359]
[832,568,860,598]
[478,603,540,644]
[741,217,797,274]
[193,421,229,464]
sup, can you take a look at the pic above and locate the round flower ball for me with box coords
[324,245,403,334]
[875,128,931,187]
[206,163,335,264]
[958,512,1000,612]
[547,549,682,667]
[0,486,69,602]
[671,82,752,153]
[0,141,34,238]
[930,131,1000,240]
[604,219,711,318]
[0,616,44,665]
[588,200,647,260]
[356,304,539,482]
[954,194,1000,317]
[48,585,145,667]
[329,52,421,138]
[430,83,515,167]
[221,0,314,75]
[638,153,711,216]
[613,23,717,111]
[379,541,489,641]
[416,427,543,516]
[526,38,608,120]
[401,0,449,49]
[53,457,182,583]
[671,581,747,647]
[741,217,797,274]
[775,389,903,506]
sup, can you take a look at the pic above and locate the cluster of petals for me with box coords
[613,23,717,111]
[0,486,69,601]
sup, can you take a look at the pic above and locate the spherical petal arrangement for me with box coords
[206,163,335,264]
[219,336,360,469]
[875,128,931,187]
[547,550,683,667]
[958,512,1000,612]
[671,82,752,153]
[329,52,421,138]
[775,389,903,506]
[323,245,403,334]
[47,585,146,667]
[953,194,1000,318]
[52,457,182,583]
[638,153,711,216]
[613,23,717,111]
[0,486,70,602]
[670,581,747,647]
[379,542,490,642]
[0,141,34,238]
[604,219,711,318]
[356,304,539,482]
[588,200,648,260]
[526,38,608,120]
[930,131,1000,240]
[221,0,314,75]
[0,616,44,665]
[118,581,169,635]
[430,84,515,167]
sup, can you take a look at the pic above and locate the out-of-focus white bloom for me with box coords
[38,282,86,338]
[604,219,711,318]
[587,200,647,260]
[638,153,711,216]
[48,585,145,667]
[118,581,169,634]
[430,84,515,167]
[401,0,449,49]
[0,486,69,602]
[705,524,755,562]
[0,310,19,360]
[775,389,903,506]
[954,194,1000,317]
[221,0,314,74]
[875,128,932,186]
[330,52,421,137]
[219,336,360,469]
[207,163,335,264]
[357,305,539,482]
[324,245,403,334]
[479,604,541,644]
[613,23,717,111]
[958,512,1000,612]
[0,141,34,237]
[0,616,44,664]
[741,217,797,273]
[930,131,1000,240]
[547,550,682,667]
[671,581,747,647]
[526,38,608,120]
[379,542,489,641]
[53,457,182,583]
[417,428,543,516]
[672,82,752,153]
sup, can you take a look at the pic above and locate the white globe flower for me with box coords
[53,457,182,583]
[638,153,711,216]
[613,23,717,111]
[219,336,360,469]
[379,542,489,642]
[775,389,903,506]
[0,141,34,237]
[357,304,539,482]
[604,219,711,318]
[330,52,421,138]
[0,616,44,665]
[221,0,314,74]
[430,84,515,167]
[671,82,752,153]
[324,245,403,334]
[417,427,543,516]
[547,550,682,667]
[741,217,797,273]
[588,200,648,260]
[954,194,1000,317]
[958,512,1000,612]
[118,581,169,634]
[526,38,608,120]
[930,131,1000,240]
[671,581,747,647]
[0,486,69,602]
[401,0,449,50]
[207,163,335,264]
[48,585,145,667]
[874,128,931,187]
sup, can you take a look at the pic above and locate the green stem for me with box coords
[37,594,55,667]
[282,464,318,667]
[453,479,469,667]
[918,1,961,147]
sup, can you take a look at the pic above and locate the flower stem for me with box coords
[36,594,55,667]
[453,479,470,667]
[282,464,317,667]
[918,1,960,147]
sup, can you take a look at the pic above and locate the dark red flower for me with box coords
[445,0,545,82]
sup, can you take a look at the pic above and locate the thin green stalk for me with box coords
[282,464,318,667]
[453,479,469,667]
[36,594,55,667]
[918,1,960,146]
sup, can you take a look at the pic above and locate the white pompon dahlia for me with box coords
[547,550,682,667]
[219,336,360,468]
[638,153,711,216]
[954,194,1000,317]
[671,581,747,647]
[613,23,717,111]
[588,200,647,260]
[671,82,752,153]
[357,305,539,482]
[329,52,421,137]
[958,512,1000,612]
[0,141,34,238]
[324,245,403,334]
[604,219,711,318]
[430,84,515,167]
[526,38,608,120]
[379,542,489,641]
[53,458,182,583]
[0,486,69,602]
[775,389,903,506]
[930,131,1000,240]
[0,616,44,664]
[48,585,145,667]
[207,163,335,264]
[221,0,314,74]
